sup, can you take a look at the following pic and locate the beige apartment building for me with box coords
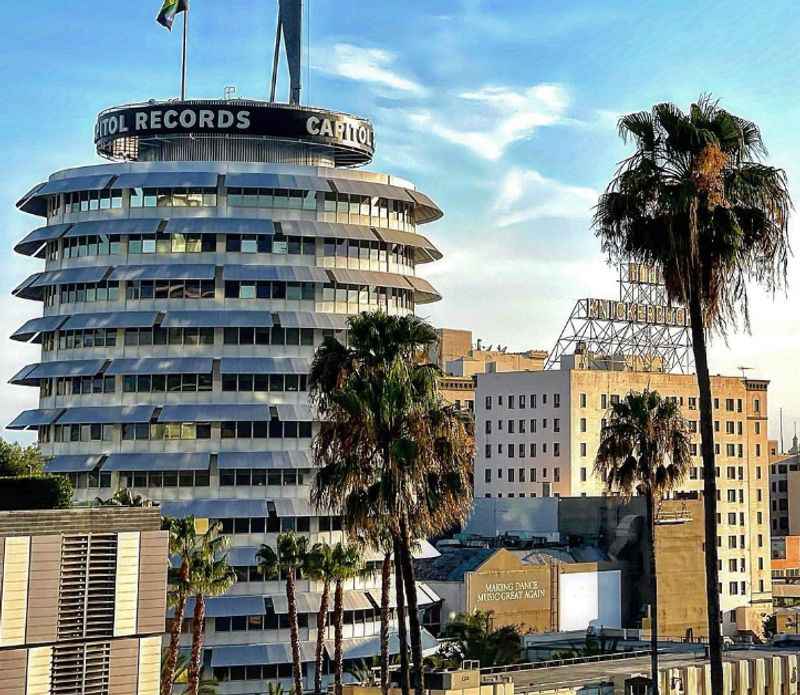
[474,363,772,636]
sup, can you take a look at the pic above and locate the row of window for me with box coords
[120,421,313,441]
[224,281,315,301]
[46,281,120,306]
[214,606,383,633]
[125,280,217,300]
[221,373,308,393]
[483,392,760,414]
[47,234,415,266]
[42,372,308,395]
[51,187,417,233]
[484,442,561,459]
[114,326,317,348]
[486,418,561,434]
[485,393,561,410]
[484,466,561,484]
[41,420,312,443]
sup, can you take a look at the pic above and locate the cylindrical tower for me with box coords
[10,98,444,689]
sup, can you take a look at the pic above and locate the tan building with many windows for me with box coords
[0,506,167,695]
[474,365,772,636]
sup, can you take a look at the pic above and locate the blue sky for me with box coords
[2,1,800,443]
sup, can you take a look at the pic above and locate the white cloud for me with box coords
[409,84,569,160]
[492,167,598,227]
[312,43,425,95]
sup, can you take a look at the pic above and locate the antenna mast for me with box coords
[270,0,303,104]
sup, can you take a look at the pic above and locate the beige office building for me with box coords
[474,364,772,636]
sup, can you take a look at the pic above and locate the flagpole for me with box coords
[180,7,188,100]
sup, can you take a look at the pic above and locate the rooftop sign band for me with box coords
[586,298,690,327]
[94,102,375,162]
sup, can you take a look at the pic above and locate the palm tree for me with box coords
[595,389,691,695]
[310,312,474,695]
[257,533,309,695]
[162,516,199,695]
[305,542,339,695]
[331,543,363,695]
[187,523,236,695]
[594,95,791,692]
[439,611,522,667]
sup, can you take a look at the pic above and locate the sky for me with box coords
[1,1,800,444]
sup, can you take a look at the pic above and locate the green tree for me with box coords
[0,439,44,477]
[593,96,791,691]
[162,516,199,695]
[257,533,309,695]
[310,312,473,695]
[439,611,521,666]
[304,541,339,695]
[187,522,236,695]
[595,389,691,695]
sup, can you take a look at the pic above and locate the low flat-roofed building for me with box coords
[0,506,168,695]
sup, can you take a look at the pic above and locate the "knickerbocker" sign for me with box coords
[586,298,690,327]
[94,102,374,162]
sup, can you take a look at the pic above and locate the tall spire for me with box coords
[271,0,303,104]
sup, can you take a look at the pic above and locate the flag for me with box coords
[157,0,189,30]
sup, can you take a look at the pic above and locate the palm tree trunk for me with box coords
[314,579,331,695]
[287,570,304,695]
[393,536,410,695]
[162,590,186,695]
[645,492,659,695]
[399,516,424,695]
[334,579,344,695]
[187,594,206,695]
[380,552,392,695]
[688,288,723,694]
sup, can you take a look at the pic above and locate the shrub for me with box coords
[0,475,73,510]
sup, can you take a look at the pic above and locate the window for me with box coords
[485,396,492,410]
[601,394,607,409]
[508,468,515,482]
[725,398,734,411]
[554,443,560,457]
[508,395,515,409]
[485,420,492,435]
[530,443,537,458]
[519,395,526,408]
[689,396,697,410]
[580,443,587,457]
[580,418,587,433]
[580,393,587,408]
[484,469,491,483]
[553,418,560,432]
[484,444,491,459]
[553,393,560,408]
[580,467,587,482]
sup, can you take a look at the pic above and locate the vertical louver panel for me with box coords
[0,536,30,646]
[51,641,111,695]
[58,534,118,642]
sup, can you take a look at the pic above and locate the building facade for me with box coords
[8,99,443,690]
[0,506,167,695]
[474,365,772,636]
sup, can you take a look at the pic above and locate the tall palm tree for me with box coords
[595,389,691,695]
[594,96,791,692]
[309,312,474,695]
[331,543,363,695]
[257,533,309,695]
[162,516,199,695]
[187,522,236,695]
[305,542,339,695]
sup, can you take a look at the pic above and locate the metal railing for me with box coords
[479,649,656,676]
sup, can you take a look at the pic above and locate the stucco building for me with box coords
[474,364,772,636]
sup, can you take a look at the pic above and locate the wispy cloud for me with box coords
[492,167,597,227]
[408,84,569,160]
[312,43,426,95]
